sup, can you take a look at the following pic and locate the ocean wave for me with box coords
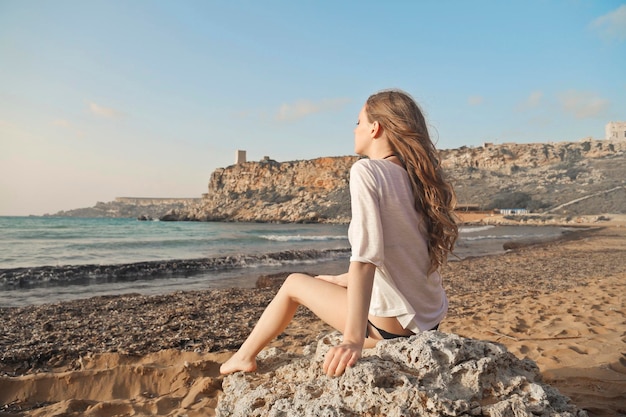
[0,248,351,289]
[259,234,347,242]
[462,232,560,241]
[462,234,529,241]
[458,225,496,233]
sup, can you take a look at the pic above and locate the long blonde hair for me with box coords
[365,89,458,273]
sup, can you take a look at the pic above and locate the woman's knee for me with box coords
[279,273,313,294]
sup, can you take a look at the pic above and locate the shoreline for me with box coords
[0,221,594,296]
[1,225,625,415]
[0,226,594,370]
[0,248,351,290]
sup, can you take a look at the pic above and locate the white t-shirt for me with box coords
[348,158,448,332]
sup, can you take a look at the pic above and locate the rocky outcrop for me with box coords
[163,156,357,223]
[49,139,626,221]
[217,332,585,416]
[48,198,200,219]
[164,139,626,222]
[446,140,626,215]
[439,139,622,170]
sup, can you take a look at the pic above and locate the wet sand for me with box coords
[1,224,625,416]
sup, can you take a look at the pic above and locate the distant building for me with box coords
[236,150,247,164]
[498,208,528,216]
[605,122,626,141]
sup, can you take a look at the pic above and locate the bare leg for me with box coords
[220,273,354,374]
[219,273,412,374]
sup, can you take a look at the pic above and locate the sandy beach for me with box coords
[1,222,625,416]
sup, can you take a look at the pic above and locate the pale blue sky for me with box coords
[1,0,625,216]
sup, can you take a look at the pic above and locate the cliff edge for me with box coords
[162,139,626,223]
[162,156,357,223]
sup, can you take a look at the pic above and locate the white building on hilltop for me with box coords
[236,149,247,164]
[606,122,626,141]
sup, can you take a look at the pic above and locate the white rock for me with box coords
[217,331,587,417]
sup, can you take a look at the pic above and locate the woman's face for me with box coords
[354,105,372,156]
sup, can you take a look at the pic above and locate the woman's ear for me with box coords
[371,121,382,138]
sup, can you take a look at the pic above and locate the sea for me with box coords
[0,217,575,307]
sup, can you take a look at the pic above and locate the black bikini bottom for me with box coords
[366,320,440,340]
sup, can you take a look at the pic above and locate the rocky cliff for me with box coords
[162,156,357,223]
[48,198,200,219]
[162,139,626,223]
[443,139,626,216]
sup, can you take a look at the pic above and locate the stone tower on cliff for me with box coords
[606,122,626,141]
[236,150,247,164]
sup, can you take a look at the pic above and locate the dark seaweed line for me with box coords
[0,248,351,288]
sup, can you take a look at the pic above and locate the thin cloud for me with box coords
[559,90,610,119]
[590,4,626,42]
[88,102,122,119]
[275,97,350,121]
[53,119,71,127]
[527,91,543,107]
[52,119,85,138]
[517,91,544,111]
[0,119,31,139]
[0,120,14,129]
[527,115,553,128]
[467,95,484,106]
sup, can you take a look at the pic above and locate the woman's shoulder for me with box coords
[351,157,391,171]
[350,158,378,178]
[351,158,404,177]
[351,157,371,169]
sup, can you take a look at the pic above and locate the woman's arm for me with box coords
[315,272,349,287]
[322,261,375,376]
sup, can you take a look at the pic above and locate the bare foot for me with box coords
[220,352,257,375]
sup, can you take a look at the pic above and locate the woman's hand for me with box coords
[315,272,348,287]
[321,262,374,376]
[322,342,362,377]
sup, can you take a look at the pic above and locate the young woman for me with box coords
[220,89,458,377]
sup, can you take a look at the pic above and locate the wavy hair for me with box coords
[365,89,458,273]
